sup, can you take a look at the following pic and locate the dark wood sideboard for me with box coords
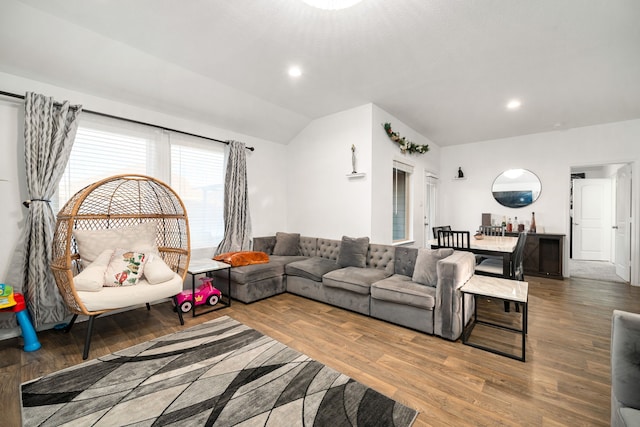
[507,232,565,279]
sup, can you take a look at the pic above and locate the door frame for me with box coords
[614,164,632,281]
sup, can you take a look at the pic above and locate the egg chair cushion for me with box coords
[73,222,157,266]
[78,273,184,312]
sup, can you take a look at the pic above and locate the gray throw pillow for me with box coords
[337,236,370,268]
[412,248,454,287]
[272,232,301,256]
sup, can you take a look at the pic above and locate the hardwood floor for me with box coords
[3,275,639,426]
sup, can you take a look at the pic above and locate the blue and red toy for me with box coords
[0,284,41,352]
[176,277,222,313]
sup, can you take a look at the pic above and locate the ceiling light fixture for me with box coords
[301,0,363,10]
[506,99,522,110]
[288,66,302,78]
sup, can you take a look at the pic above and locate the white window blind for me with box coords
[56,113,226,250]
[56,115,163,212]
[170,134,225,249]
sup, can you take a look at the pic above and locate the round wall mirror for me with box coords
[492,169,541,208]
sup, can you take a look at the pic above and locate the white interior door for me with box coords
[614,165,632,281]
[573,178,612,260]
[424,173,438,246]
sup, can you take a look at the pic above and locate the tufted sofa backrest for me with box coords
[299,236,317,257]
[367,244,396,274]
[317,238,341,260]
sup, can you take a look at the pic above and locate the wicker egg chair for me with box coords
[51,174,190,359]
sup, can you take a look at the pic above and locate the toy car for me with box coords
[176,277,222,313]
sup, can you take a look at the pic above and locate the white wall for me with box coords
[286,104,373,239]
[440,119,640,284]
[0,71,289,282]
[285,103,440,246]
[371,105,440,247]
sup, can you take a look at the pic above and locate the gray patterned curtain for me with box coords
[2,92,82,329]
[215,140,252,255]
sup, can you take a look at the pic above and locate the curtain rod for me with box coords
[0,90,255,151]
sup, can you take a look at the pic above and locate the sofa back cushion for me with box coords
[367,244,395,274]
[337,236,370,268]
[317,238,341,261]
[253,236,276,254]
[273,232,301,256]
[394,247,418,277]
[413,248,455,287]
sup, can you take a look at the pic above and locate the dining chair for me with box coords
[479,225,505,236]
[475,231,527,279]
[437,230,470,249]
[432,225,452,239]
[475,231,527,312]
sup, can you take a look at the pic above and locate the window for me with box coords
[393,161,413,242]
[170,135,225,249]
[57,113,226,249]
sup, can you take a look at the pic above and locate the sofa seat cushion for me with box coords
[371,275,436,310]
[323,267,390,295]
[285,257,341,282]
[620,408,640,426]
[229,255,307,284]
[78,273,183,312]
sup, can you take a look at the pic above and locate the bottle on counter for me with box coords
[530,212,537,233]
[506,217,513,233]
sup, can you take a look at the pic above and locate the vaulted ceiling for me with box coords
[1,0,639,146]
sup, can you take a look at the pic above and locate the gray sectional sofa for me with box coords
[216,233,476,341]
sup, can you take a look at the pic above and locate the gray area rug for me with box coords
[570,259,627,283]
[21,316,418,426]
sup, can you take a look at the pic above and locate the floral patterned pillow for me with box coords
[104,248,147,287]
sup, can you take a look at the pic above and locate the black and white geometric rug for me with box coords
[21,316,418,426]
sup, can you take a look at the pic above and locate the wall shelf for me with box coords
[453,177,466,181]
[346,172,366,179]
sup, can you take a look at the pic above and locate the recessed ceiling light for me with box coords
[506,99,522,110]
[288,66,302,78]
[301,0,363,10]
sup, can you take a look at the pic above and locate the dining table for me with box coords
[429,235,519,278]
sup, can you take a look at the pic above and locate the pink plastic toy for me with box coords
[176,277,222,313]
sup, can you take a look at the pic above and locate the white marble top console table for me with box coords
[461,274,529,362]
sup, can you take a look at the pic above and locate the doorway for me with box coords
[424,172,438,247]
[570,163,632,283]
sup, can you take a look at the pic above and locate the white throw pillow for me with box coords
[73,222,157,266]
[73,249,114,292]
[104,248,147,287]
[412,248,454,287]
[143,253,176,285]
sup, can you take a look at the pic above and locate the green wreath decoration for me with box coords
[383,122,429,154]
